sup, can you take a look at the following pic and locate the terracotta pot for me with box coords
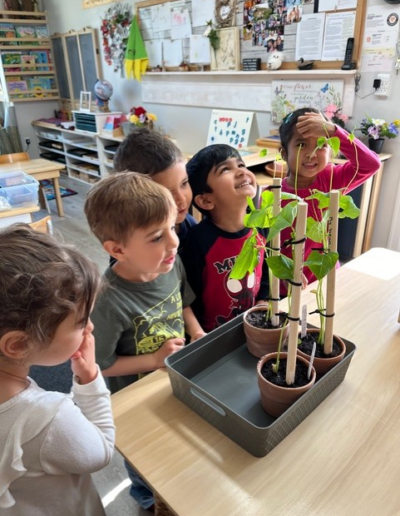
[297,329,346,376]
[244,306,289,358]
[257,352,316,418]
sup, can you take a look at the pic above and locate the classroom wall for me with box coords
[37,0,400,251]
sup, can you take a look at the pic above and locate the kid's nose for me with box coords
[168,230,179,250]
[84,318,94,335]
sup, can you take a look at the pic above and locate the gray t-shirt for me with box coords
[91,256,194,393]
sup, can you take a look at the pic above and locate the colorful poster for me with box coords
[271,80,344,123]
[207,110,254,149]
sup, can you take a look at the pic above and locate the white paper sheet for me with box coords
[190,34,211,64]
[151,2,172,33]
[145,40,163,68]
[321,11,356,61]
[318,0,357,12]
[207,109,254,149]
[171,7,192,40]
[295,13,325,61]
[192,0,215,27]
[162,39,183,66]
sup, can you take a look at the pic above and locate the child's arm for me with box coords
[183,306,206,342]
[100,337,185,377]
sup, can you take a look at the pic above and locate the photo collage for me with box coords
[243,0,305,53]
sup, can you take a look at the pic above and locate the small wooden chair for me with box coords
[29,216,53,235]
[0,152,50,213]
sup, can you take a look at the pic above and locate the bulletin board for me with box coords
[136,0,368,71]
[206,109,254,148]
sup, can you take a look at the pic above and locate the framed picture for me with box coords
[79,91,92,112]
[210,27,240,71]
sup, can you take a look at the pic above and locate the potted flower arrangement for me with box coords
[121,106,157,136]
[357,115,399,154]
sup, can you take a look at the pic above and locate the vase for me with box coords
[368,137,384,154]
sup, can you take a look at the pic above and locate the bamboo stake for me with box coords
[271,177,282,327]
[286,201,307,385]
[324,190,339,354]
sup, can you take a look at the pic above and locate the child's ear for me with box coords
[195,193,214,212]
[0,331,29,359]
[280,148,288,162]
[103,240,126,261]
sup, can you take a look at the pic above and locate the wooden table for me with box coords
[112,248,400,516]
[0,158,65,217]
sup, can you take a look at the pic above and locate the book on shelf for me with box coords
[34,26,49,40]
[30,49,50,70]
[2,51,22,65]
[6,79,29,98]
[28,76,55,90]
[0,23,17,45]
[15,25,36,40]
[21,54,36,70]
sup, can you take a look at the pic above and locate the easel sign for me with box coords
[207,110,254,149]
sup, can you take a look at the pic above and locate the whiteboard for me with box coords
[207,109,254,149]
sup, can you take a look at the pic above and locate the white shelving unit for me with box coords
[32,121,122,185]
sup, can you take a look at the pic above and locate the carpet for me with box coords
[41,179,78,201]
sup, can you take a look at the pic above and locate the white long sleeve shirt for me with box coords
[0,368,115,516]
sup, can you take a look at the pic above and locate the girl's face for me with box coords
[283,126,331,188]
[33,313,94,366]
[152,161,192,226]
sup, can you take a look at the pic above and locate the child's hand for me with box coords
[154,337,185,369]
[296,111,336,139]
[70,324,98,385]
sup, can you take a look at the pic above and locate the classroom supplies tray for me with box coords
[165,315,356,458]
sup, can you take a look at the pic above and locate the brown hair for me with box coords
[0,224,101,350]
[84,172,177,244]
[113,127,183,175]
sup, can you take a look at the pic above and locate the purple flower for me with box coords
[367,126,379,139]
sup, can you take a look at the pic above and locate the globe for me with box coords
[94,79,113,101]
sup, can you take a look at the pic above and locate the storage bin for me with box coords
[0,171,39,209]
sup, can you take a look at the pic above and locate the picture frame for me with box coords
[79,91,92,112]
[210,27,240,71]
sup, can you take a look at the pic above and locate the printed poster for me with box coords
[207,110,254,149]
[271,80,344,123]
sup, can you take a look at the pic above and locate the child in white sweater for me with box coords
[0,225,115,516]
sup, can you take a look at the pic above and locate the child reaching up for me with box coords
[180,144,269,332]
[279,108,381,292]
[0,225,114,516]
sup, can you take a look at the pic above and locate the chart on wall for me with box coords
[271,80,344,123]
[207,109,254,149]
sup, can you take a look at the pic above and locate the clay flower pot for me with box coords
[257,352,316,418]
[297,329,346,377]
[244,306,289,358]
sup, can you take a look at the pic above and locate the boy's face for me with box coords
[284,126,330,188]
[152,161,192,225]
[202,157,256,211]
[110,210,179,281]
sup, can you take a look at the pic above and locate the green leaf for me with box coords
[266,254,294,281]
[230,231,260,279]
[327,136,340,156]
[306,216,326,243]
[348,131,355,143]
[304,250,339,281]
[267,202,297,242]
[259,148,268,157]
[317,137,327,149]
[338,193,360,219]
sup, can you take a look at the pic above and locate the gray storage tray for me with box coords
[165,315,356,457]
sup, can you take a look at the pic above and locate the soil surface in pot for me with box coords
[261,358,310,388]
[246,311,287,330]
[298,333,342,358]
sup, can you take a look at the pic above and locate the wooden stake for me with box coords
[324,190,339,354]
[271,177,282,327]
[286,201,307,385]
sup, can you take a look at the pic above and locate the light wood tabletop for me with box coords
[0,158,66,217]
[112,247,400,516]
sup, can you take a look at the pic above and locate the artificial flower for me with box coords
[323,104,349,129]
[358,115,399,140]
[128,106,157,127]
